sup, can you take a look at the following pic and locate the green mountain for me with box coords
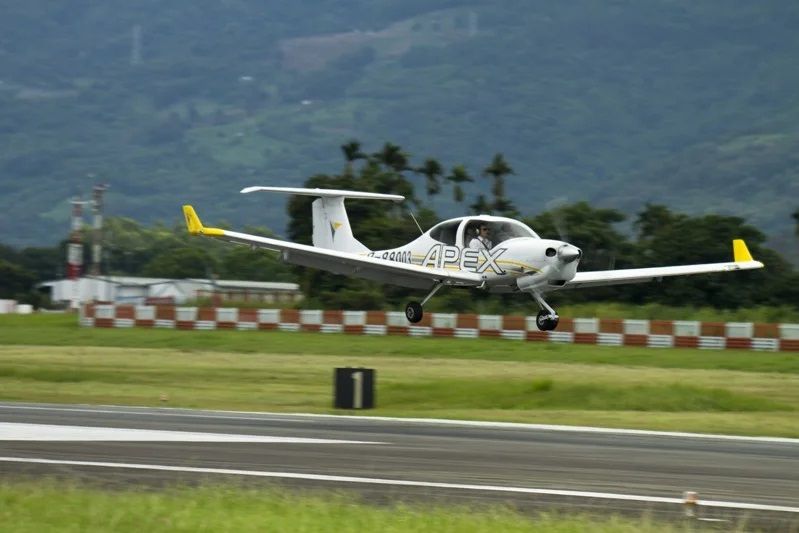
[1,1,798,250]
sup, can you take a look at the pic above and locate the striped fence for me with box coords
[80,304,799,352]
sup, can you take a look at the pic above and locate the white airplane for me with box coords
[182,187,764,330]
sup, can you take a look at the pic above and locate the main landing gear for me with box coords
[405,282,444,324]
[531,292,559,331]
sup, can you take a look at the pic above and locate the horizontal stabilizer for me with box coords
[240,186,404,202]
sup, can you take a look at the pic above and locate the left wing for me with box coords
[182,206,482,289]
[562,239,764,290]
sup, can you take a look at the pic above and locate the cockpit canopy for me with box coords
[428,217,539,247]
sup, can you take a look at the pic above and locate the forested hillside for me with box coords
[1,1,798,250]
[2,147,798,317]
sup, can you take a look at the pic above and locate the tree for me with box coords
[446,164,473,204]
[469,194,491,215]
[219,246,294,282]
[525,202,630,272]
[372,142,409,173]
[0,259,36,299]
[285,156,426,309]
[634,204,684,242]
[341,139,366,175]
[142,247,218,279]
[482,153,515,213]
[492,197,519,218]
[416,158,443,200]
[627,208,774,308]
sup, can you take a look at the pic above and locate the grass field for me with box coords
[0,480,714,533]
[1,314,797,437]
[2,314,798,373]
[1,314,795,532]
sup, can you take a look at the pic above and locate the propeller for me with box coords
[545,197,570,242]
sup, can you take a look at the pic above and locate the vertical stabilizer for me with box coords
[312,197,370,253]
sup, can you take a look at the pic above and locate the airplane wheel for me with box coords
[405,301,423,323]
[535,310,549,330]
[536,310,558,331]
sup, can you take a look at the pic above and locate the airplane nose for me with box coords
[558,244,582,264]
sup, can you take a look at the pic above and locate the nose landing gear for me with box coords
[535,309,559,331]
[531,291,559,331]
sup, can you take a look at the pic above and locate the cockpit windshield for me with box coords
[463,219,539,248]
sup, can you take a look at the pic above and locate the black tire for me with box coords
[536,310,559,331]
[405,301,423,323]
[535,310,550,331]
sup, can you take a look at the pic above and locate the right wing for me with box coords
[562,240,764,290]
[183,205,482,289]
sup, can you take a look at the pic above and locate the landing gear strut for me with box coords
[405,282,443,324]
[531,292,559,331]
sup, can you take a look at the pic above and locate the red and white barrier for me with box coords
[80,304,799,352]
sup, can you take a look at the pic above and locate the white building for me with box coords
[0,299,34,314]
[39,276,303,307]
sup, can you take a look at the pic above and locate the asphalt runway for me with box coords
[1,402,798,529]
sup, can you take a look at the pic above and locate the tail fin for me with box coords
[311,197,369,253]
[240,186,404,253]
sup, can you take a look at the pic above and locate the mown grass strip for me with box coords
[1,314,798,374]
[0,480,713,533]
[384,380,790,412]
[1,346,797,437]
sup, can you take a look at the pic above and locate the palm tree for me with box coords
[446,164,473,204]
[469,194,491,215]
[340,140,366,175]
[416,158,443,200]
[372,142,409,173]
[341,140,365,162]
[482,153,514,206]
[492,196,519,218]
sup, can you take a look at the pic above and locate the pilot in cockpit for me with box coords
[469,223,493,251]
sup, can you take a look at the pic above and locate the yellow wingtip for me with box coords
[183,205,202,235]
[182,205,225,237]
[733,239,754,262]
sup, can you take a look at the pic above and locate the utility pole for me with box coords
[67,198,87,310]
[90,184,108,277]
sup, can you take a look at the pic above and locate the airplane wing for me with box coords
[562,239,764,290]
[182,206,482,289]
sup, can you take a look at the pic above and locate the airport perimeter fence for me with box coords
[80,304,799,352]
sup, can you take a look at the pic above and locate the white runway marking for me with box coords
[1,456,798,514]
[0,423,382,444]
[2,404,797,444]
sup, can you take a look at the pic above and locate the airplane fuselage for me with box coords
[369,215,582,293]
